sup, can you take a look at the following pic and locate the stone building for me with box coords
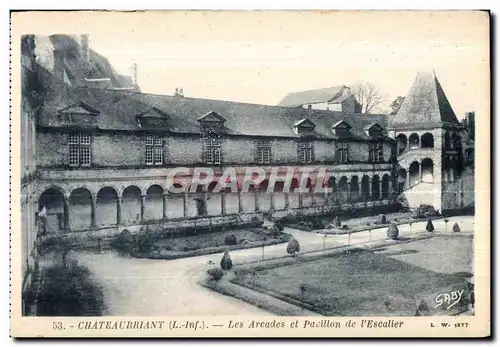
[19,34,474,312]
[278,85,362,113]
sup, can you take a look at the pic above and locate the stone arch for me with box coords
[145,185,164,221]
[338,176,349,203]
[398,167,407,191]
[165,182,185,219]
[361,175,370,201]
[409,133,419,149]
[38,187,66,234]
[421,158,434,183]
[350,176,360,202]
[96,186,118,227]
[258,179,271,211]
[396,134,408,154]
[122,185,142,225]
[409,161,420,187]
[382,174,391,199]
[69,187,93,231]
[371,175,381,201]
[421,133,434,148]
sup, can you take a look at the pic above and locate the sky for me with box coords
[28,11,491,117]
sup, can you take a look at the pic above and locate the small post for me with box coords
[261,244,265,261]
[252,272,256,288]
[323,234,327,251]
[369,228,372,242]
[348,232,351,246]
[97,238,102,253]
[409,222,413,234]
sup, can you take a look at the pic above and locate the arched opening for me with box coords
[444,132,452,149]
[38,188,65,234]
[205,181,222,216]
[145,185,164,221]
[187,183,205,218]
[166,183,184,219]
[350,176,360,203]
[327,177,337,204]
[421,133,434,148]
[382,174,390,199]
[361,175,370,201]
[257,179,271,211]
[69,188,93,230]
[96,187,118,227]
[409,133,419,149]
[421,158,434,183]
[397,168,407,191]
[371,175,380,201]
[302,178,314,207]
[122,186,142,225]
[288,178,301,208]
[338,176,349,203]
[396,134,408,154]
[409,161,420,187]
[272,181,286,210]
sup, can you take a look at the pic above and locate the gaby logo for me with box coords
[165,166,333,194]
[434,289,465,310]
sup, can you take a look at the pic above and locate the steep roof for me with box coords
[37,76,390,141]
[389,71,460,129]
[277,86,347,107]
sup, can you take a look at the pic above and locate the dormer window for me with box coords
[198,111,226,133]
[364,123,385,138]
[293,118,316,135]
[198,111,226,165]
[57,102,100,128]
[136,107,170,128]
[332,120,352,138]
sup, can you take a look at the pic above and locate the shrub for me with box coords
[224,233,237,246]
[417,204,439,218]
[207,267,224,281]
[136,232,155,254]
[286,238,300,256]
[313,220,326,229]
[426,219,435,233]
[341,225,349,230]
[37,263,106,316]
[112,229,136,254]
[250,216,263,228]
[378,214,387,224]
[387,223,399,240]
[220,251,233,270]
[269,226,280,237]
[275,222,284,232]
[333,216,341,228]
[453,222,461,233]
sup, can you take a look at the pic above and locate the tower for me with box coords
[388,70,464,212]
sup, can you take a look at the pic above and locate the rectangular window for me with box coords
[256,139,271,164]
[145,136,163,165]
[298,141,313,164]
[336,142,349,163]
[68,133,92,167]
[369,142,384,163]
[202,133,222,165]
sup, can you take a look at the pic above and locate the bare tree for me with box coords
[390,96,405,115]
[350,82,386,114]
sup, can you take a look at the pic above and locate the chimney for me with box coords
[174,87,184,97]
[80,34,90,62]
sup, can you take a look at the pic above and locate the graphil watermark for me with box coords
[165,167,333,194]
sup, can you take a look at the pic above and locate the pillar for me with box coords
[269,192,275,212]
[183,192,188,218]
[203,191,208,215]
[237,189,243,213]
[162,194,168,220]
[298,192,303,208]
[368,179,373,201]
[388,181,393,199]
[284,192,290,209]
[378,180,383,201]
[407,171,410,189]
[310,190,316,206]
[91,198,97,228]
[418,163,422,183]
[140,195,146,222]
[117,197,122,225]
[254,190,260,212]
[347,184,352,204]
[221,190,226,215]
[63,196,70,231]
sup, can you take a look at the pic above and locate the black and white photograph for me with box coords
[11,10,489,338]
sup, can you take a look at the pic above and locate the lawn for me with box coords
[233,235,473,316]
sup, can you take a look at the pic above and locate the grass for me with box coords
[232,235,473,316]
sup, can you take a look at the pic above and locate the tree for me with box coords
[287,238,300,257]
[220,251,233,270]
[350,82,386,114]
[207,268,224,281]
[390,96,405,115]
[387,223,399,240]
[333,216,341,228]
[224,233,237,246]
[426,219,435,233]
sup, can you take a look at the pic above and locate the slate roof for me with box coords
[277,86,347,107]
[389,71,460,129]
[36,73,390,141]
